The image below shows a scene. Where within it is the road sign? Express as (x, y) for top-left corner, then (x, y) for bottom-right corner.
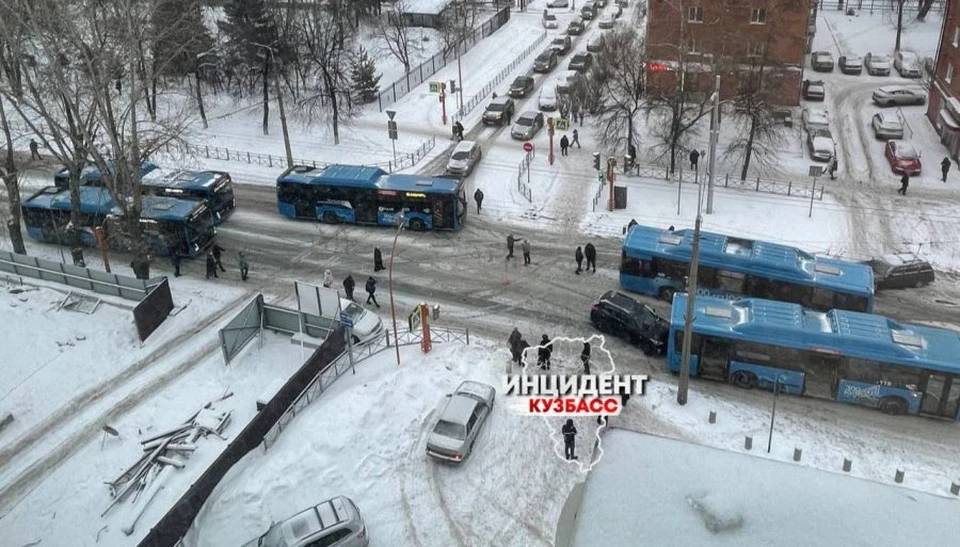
(555, 118), (569, 131)
(386, 110), (396, 121)
(428, 81), (442, 93)
(339, 312), (354, 327)
(388, 120), (398, 140)
(808, 165), (824, 177)
(523, 142), (534, 152)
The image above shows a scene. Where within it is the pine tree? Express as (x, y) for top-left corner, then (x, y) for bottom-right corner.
(350, 46), (381, 104)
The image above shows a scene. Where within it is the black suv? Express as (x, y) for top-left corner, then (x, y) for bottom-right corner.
(509, 76), (535, 98)
(482, 97), (516, 126)
(867, 254), (935, 290)
(590, 291), (669, 356)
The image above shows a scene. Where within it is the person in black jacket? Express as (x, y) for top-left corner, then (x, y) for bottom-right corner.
(508, 327), (522, 363)
(205, 252), (218, 279)
(562, 419), (578, 460)
(517, 338), (530, 367)
(575, 246), (584, 274)
(538, 334), (553, 370)
(170, 253), (182, 277)
(212, 244), (226, 272)
(343, 274), (356, 301)
(584, 243), (597, 273)
(474, 188), (484, 214)
(238, 252), (249, 281)
(365, 276), (380, 307)
(580, 342), (591, 374)
(374, 248), (385, 272)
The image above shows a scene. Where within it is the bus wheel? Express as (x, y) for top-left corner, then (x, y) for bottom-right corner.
(879, 397), (908, 416)
(731, 370), (757, 389)
(640, 340), (655, 356)
(322, 211), (339, 224)
(409, 218), (426, 231)
(658, 287), (676, 302)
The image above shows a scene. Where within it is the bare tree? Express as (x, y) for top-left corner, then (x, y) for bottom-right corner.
(0, 95), (27, 254)
(374, 0), (414, 74)
(895, 0), (907, 52)
(298, 4), (358, 145)
(917, 0), (937, 21)
(587, 28), (646, 150)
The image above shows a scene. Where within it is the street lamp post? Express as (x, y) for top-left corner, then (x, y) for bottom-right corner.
(388, 215), (404, 366)
(254, 43), (293, 168)
(706, 75), (720, 214)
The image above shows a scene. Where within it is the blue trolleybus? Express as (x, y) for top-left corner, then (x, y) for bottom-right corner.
(667, 293), (960, 419)
(54, 163), (236, 225)
(621, 224), (875, 313)
(21, 186), (216, 258)
(276, 164), (467, 231)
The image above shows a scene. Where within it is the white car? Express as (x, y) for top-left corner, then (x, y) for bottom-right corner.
(894, 51), (922, 78)
(542, 12), (558, 29)
(865, 52), (892, 76)
(871, 112), (904, 140)
(807, 130), (835, 163)
(339, 299), (385, 344)
(597, 13), (616, 28)
(546, 0), (569, 7)
(446, 140), (482, 176)
(801, 107), (830, 133)
(555, 69), (581, 94)
(426, 381), (496, 464)
(539, 85), (558, 111)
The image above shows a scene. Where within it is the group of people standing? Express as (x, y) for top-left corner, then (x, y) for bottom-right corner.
(575, 243), (596, 274)
(559, 130), (580, 156)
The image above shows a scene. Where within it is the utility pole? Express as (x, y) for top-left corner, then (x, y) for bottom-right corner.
(677, 213), (703, 405)
(706, 75), (720, 215)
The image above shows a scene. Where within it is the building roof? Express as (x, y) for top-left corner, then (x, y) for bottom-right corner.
(624, 224), (874, 295)
(669, 293), (960, 375)
(566, 430), (960, 547)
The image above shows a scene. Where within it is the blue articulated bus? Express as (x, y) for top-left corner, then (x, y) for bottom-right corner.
(21, 186), (215, 258)
(667, 293), (960, 419)
(55, 162), (235, 225)
(276, 164), (467, 231)
(620, 224), (875, 313)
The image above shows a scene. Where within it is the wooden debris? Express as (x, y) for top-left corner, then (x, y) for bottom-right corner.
(156, 456), (185, 468)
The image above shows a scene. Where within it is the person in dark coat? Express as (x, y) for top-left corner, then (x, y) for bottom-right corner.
(365, 276), (380, 307)
(559, 135), (569, 156)
(343, 274), (356, 301)
(453, 121), (464, 141)
(575, 246), (584, 274)
(898, 173), (909, 195)
(238, 252), (249, 281)
(627, 218), (638, 231)
(942, 157), (951, 183)
(212, 244), (226, 272)
(170, 252), (182, 277)
(517, 338), (530, 367)
(571, 129), (580, 149)
(474, 188), (484, 214)
(508, 327), (522, 363)
(584, 243), (597, 273)
(29, 139), (42, 160)
(205, 252), (218, 279)
(689, 149), (700, 170)
(580, 342), (591, 374)
(562, 419), (578, 460)
(668, 225), (675, 231)
(374, 247), (385, 272)
(507, 234), (519, 259)
(521, 239), (531, 265)
(828, 156), (838, 180)
(538, 334), (553, 370)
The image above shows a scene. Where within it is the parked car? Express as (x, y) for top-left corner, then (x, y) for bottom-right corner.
(509, 76), (535, 98)
(894, 51), (923, 78)
(587, 34), (605, 53)
(867, 253), (935, 290)
(580, 3), (597, 19)
(538, 85), (559, 111)
(811, 51), (835, 72)
(590, 291), (670, 356)
(533, 49), (559, 73)
(801, 106), (830, 133)
(885, 140), (922, 175)
(567, 18), (585, 35)
(872, 85), (926, 107)
(871, 112), (904, 140)
(594, 0), (607, 6)
(542, 11), (558, 29)
(615, 0), (628, 5)
(807, 128), (835, 162)
(550, 35), (573, 55)
(446, 140), (482, 176)
(426, 380), (496, 464)
(838, 54), (863, 75)
(802, 79), (825, 101)
(546, 0), (569, 7)
(482, 97), (515, 126)
(597, 13), (616, 28)
(568, 51), (593, 72)
(240, 496), (368, 547)
(555, 70), (581, 94)
(865, 52), (892, 76)
(511, 111), (545, 140)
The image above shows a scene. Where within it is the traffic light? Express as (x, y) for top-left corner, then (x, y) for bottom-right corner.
(593, 152), (601, 171)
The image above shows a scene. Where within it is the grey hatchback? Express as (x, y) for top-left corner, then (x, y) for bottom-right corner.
(242, 496), (368, 547)
(868, 253), (935, 290)
(426, 381), (496, 464)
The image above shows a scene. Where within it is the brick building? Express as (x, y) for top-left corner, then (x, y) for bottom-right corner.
(644, 0), (815, 106)
(926, 0), (960, 160)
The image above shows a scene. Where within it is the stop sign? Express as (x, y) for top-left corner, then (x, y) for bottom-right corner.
(523, 142), (534, 152)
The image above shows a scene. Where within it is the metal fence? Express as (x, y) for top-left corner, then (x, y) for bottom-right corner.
(452, 30), (548, 124)
(591, 177), (606, 212)
(170, 136), (435, 174)
(817, 0), (944, 14)
(517, 151), (533, 202)
(377, 7), (512, 111)
(0, 250), (164, 301)
(626, 161), (825, 201)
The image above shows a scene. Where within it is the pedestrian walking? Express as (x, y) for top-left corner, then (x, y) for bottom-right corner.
(517, 338), (530, 367)
(323, 269), (334, 289)
(29, 139), (42, 160)
(575, 246), (584, 274)
(898, 173), (909, 195)
(365, 276), (380, 307)
(538, 334), (553, 370)
(205, 252), (218, 279)
(474, 188), (484, 214)
(668, 225), (675, 231)
(453, 121), (464, 141)
(571, 129), (580, 149)
(343, 274), (356, 300)
(238, 252), (249, 281)
(571, 104), (580, 127)
(212, 244), (226, 272)
(509, 327), (522, 364)
(580, 342), (591, 375)
(521, 239), (531, 265)
(689, 149), (700, 170)
(507, 234), (519, 259)
(828, 156), (838, 180)
(584, 243), (597, 273)
(628, 218), (638, 231)
(562, 419), (578, 460)
(170, 253), (182, 278)
(942, 157), (951, 183)
(559, 135), (569, 156)
(374, 247), (384, 272)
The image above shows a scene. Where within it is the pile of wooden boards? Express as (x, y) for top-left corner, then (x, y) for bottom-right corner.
(103, 403), (233, 536)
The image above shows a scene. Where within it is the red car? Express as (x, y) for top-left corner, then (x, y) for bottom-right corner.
(884, 140), (921, 175)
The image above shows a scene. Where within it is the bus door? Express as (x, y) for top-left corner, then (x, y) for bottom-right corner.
(432, 196), (454, 230)
(918, 373), (960, 419)
(698, 337), (729, 381)
(355, 190), (378, 224)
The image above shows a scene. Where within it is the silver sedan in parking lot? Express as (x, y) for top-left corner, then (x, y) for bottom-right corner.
(426, 381), (496, 464)
(871, 112), (904, 140)
(872, 85), (926, 107)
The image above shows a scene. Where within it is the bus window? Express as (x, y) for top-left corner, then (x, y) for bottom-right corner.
(716, 270), (745, 293)
(844, 357), (883, 384)
(835, 292), (870, 313)
(877, 364), (921, 391)
(652, 257), (686, 279)
(697, 266), (718, 289)
(733, 341), (773, 364)
(745, 275), (777, 300)
(810, 287), (836, 311)
(621, 256), (643, 276)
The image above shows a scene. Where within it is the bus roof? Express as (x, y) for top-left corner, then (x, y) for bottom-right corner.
(670, 293), (960, 375)
(24, 186), (202, 221)
(377, 174), (462, 194)
(624, 224), (874, 295)
(277, 164), (387, 188)
(54, 161), (160, 184)
(141, 168), (226, 190)
(141, 195), (206, 221)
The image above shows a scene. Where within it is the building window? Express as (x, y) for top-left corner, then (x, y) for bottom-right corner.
(954, 27), (960, 47)
(688, 6), (703, 23)
(750, 8), (767, 24)
(747, 42), (765, 57)
(687, 37), (700, 54)
(947, 62), (955, 83)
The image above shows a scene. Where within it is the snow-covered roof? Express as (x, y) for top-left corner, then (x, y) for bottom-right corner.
(567, 430), (960, 547)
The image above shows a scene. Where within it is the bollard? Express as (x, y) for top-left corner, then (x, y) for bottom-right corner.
(793, 448), (802, 462)
(708, 411), (716, 424)
(895, 469), (904, 483)
(843, 458), (852, 472)
(744, 436), (753, 451)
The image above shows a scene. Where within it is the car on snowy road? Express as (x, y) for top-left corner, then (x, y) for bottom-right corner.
(871, 112), (904, 140)
(872, 85), (926, 107)
(885, 140), (922, 175)
(240, 496), (369, 547)
(542, 11), (559, 29)
(568, 52), (594, 72)
(838, 54), (863, 75)
(865, 52), (892, 76)
(811, 51), (835, 72)
(340, 299), (386, 345)
(597, 13), (616, 28)
(590, 291), (669, 356)
(867, 253), (935, 290)
(509, 75), (535, 98)
(533, 49), (559, 73)
(807, 128), (835, 162)
(511, 111), (545, 140)
(426, 381), (496, 464)
(546, 0), (569, 7)
(482, 96), (515, 126)
(446, 140), (482, 176)
(567, 18), (585, 35)
(550, 35), (573, 55)
(539, 84), (559, 111)
(587, 34), (605, 53)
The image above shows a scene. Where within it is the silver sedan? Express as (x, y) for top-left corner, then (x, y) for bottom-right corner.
(871, 112), (904, 140)
(872, 85), (926, 107)
(426, 381), (496, 464)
